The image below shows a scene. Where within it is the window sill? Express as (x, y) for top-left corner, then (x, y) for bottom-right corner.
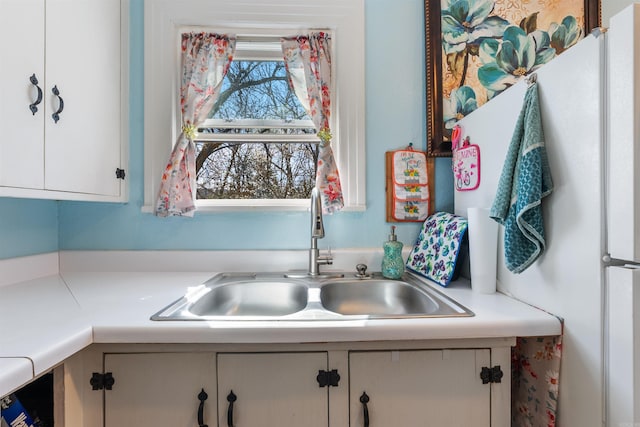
(141, 200), (366, 214)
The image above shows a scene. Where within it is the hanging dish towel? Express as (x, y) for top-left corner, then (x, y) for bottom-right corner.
(490, 82), (553, 274)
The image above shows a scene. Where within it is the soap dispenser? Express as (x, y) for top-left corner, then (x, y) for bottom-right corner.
(382, 226), (404, 279)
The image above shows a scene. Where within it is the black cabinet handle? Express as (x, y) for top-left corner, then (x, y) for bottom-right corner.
(29, 74), (43, 115)
(359, 391), (370, 427)
(226, 390), (237, 427)
(51, 85), (64, 123)
(197, 388), (208, 427)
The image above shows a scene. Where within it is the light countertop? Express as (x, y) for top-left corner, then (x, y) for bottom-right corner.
(0, 251), (562, 397)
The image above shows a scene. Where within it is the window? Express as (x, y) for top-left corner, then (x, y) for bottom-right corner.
(144, 0), (365, 211)
(196, 38), (319, 200)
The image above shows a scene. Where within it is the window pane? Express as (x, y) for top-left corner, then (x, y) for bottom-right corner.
(196, 59), (316, 199)
(212, 60), (310, 122)
(196, 142), (317, 199)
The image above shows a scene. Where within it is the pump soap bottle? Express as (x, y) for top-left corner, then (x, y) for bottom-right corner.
(382, 226), (404, 279)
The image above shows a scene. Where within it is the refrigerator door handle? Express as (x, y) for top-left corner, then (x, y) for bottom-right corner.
(603, 254), (640, 268)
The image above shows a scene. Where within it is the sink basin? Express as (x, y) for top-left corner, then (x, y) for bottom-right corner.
(189, 281), (308, 317)
(320, 279), (440, 316)
(151, 272), (473, 321)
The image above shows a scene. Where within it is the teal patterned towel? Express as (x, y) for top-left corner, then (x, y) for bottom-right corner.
(490, 82), (553, 274)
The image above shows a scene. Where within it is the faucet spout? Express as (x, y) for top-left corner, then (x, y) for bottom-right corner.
(311, 187), (325, 239)
(309, 187), (331, 276)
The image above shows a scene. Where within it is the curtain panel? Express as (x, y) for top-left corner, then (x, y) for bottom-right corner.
(281, 32), (344, 213)
(512, 335), (563, 427)
(155, 32), (236, 217)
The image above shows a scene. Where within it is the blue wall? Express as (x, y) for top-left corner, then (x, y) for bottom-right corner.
(0, 198), (58, 259)
(1, 0), (453, 258)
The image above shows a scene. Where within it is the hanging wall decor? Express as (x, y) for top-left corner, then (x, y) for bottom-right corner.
(452, 126), (480, 191)
(386, 147), (434, 222)
(425, 0), (600, 156)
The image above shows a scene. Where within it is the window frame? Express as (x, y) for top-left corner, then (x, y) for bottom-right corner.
(143, 0), (366, 212)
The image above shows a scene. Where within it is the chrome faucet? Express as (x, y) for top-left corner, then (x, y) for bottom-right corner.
(309, 187), (333, 276)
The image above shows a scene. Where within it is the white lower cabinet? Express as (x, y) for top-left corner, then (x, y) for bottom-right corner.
(103, 353), (216, 427)
(217, 352), (329, 427)
(349, 350), (491, 427)
(67, 340), (511, 427)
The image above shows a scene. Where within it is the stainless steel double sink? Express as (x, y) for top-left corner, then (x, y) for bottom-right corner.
(151, 272), (473, 321)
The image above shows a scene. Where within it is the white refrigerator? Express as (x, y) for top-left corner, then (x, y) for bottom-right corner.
(454, 4), (640, 426)
(605, 4), (640, 425)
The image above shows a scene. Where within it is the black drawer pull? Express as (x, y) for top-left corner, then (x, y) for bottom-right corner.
(51, 85), (64, 123)
(197, 388), (208, 427)
(29, 74), (43, 115)
(360, 391), (370, 427)
(227, 390), (237, 427)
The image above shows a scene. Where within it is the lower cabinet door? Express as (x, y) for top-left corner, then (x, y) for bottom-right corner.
(349, 349), (491, 427)
(217, 352), (329, 427)
(104, 353), (216, 427)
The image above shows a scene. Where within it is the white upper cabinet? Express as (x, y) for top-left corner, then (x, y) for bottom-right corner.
(0, 0), (46, 190)
(0, 0), (127, 201)
(44, 0), (124, 197)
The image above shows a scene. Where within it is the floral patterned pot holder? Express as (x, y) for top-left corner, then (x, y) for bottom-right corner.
(406, 212), (468, 287)
(388, 149), (429, 222)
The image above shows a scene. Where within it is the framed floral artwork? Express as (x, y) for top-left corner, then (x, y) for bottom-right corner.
(425, 0), (600, 156)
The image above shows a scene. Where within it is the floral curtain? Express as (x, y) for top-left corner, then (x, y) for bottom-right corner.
(155, 33), (236, 217)
(281, 32), (343, 213)
(512, 335), (563, 427)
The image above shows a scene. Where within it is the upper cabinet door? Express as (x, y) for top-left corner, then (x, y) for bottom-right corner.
(0, 0), (46, 189)
(44, 0), (122, 196)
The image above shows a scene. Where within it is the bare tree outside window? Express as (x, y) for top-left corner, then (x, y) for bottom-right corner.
(195, 60), (318, 200)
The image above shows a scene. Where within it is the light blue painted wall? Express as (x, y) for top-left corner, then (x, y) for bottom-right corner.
(0, 198), (58, 259)
(56, 0), (454, 251)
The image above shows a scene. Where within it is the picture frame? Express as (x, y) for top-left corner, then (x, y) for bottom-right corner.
(426, 0), (601, 157)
